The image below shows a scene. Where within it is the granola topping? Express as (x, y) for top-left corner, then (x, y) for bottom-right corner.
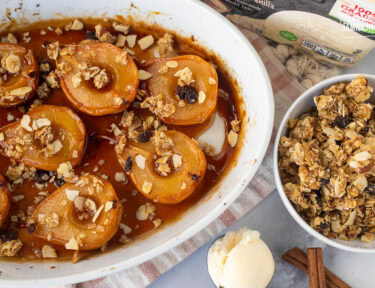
(278, 76), (375, 242)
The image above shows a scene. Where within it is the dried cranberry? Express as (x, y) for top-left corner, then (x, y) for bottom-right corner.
(125, 156), (133, 173)
(190, 174), (200, 182)
(319, 222), (328, 230)
(357, 229), (365, 238)
(35, 170), (53, 184)
(54, 177), (66, 188)
(138, 131), (152, 143)
(27, 223), (36, 233)
(176, 86), (198, 104)
(365, 185), (375, 195)
(0, 229), (18, 242)
(29, 71), (37, 78)
(360, 126), (370, 136)
(42, 41), (50, 49)
(331, 115), (352, 129)
(85, 30), (97, 40)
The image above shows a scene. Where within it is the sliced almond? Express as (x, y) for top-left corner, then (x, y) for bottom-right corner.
(113, 23), (130, 34)
(51, 139), (63, 154)
(166, 61), (178, 68)
(181, 181), (187, 190)
(104, 200), (114, 212)
(126, 34), (137, 48)
(65, 237), (79, 250)
(10, 86), (32, 97)
(66, 189), (79, 201)
(73, 196), (86, 212)
(20, 115), (33, 132)
(7, 33), (17, 44)
(115, 172), (127, 183)
(42, 245), (58, 258)
(71, 19), (84, 31)
(227, 130), (238, 147)
(119, 223), (132, 234)
(138, 70), (152, 81)
(115, 34), (127, 47)
(35, 118), (51, 128)
(5, 54), (21, 73)
(354, 151), (371, 161)
(172, 154), (182, 169)
(153, 218), (162, 228)
(92, 204), (104, 223)
(208, 77), (216, 85)
(138, 35), (154, 50)
(72, 150), (78, 158)
(135, 154), (146, 169)
(198, 91), (206, 104)
(114, 97), (122, 105)
(142, 181), (152, 194)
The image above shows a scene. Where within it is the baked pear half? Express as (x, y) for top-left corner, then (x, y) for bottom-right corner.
(57, 43), (139, 116)
(144, 55), (218, 125)
(0, 174), (10, 226)
(0, 43), (39, 107)
(30, 175), (122, 251)
(115, 130), (206, 204)
(0, 105), (86, 171)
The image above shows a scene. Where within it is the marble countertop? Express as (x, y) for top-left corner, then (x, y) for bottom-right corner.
(149, 51), (375, 288)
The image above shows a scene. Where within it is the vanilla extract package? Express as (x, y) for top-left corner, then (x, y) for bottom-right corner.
(204, 0), (375, 88)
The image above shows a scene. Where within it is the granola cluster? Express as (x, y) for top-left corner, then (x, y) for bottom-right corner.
(279, 75), (375, 242)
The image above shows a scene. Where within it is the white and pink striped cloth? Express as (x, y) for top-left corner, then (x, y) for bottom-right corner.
(69, 9), (306, 288)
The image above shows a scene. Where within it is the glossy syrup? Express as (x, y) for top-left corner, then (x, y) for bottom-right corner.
(0, 20), (240, 260)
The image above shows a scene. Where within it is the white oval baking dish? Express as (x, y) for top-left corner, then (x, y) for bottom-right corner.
(0, 0), (274, 286)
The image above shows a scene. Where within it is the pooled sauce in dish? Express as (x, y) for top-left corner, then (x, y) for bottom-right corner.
(0, 19), (242, 261)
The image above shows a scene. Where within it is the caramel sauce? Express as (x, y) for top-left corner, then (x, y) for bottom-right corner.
(0, 20), (240, 261)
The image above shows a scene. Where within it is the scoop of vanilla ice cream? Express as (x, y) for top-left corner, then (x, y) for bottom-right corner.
(207, 228), (274, 288)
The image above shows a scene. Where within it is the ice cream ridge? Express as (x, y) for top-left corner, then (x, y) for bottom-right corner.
(207, 228), (274, 288)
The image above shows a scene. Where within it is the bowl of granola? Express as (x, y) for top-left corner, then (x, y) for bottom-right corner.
(274, 74), (375, 252)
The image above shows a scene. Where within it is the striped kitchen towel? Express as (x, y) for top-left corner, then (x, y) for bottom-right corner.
(71, 4), (306, 288)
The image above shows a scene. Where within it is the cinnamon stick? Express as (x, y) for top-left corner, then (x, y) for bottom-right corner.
(307, 248), (326, 288)
(316, 248), (327, 288)
(282, 247), (351, 288)
(307, 248), (319, 287)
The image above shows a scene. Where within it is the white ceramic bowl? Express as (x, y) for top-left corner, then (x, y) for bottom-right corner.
(274, 73), (375, 253)
(0, 0), (274, 286)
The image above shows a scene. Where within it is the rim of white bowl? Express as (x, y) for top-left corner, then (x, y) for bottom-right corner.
(0, 1), (274, 286)
(274, 73), (375, 253)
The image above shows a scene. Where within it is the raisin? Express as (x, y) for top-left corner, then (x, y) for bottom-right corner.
(125, 156), (133, 173)
(176, 86), (198, 104)
(42, 41), (50, 49)
(138, 131), (152, 143)
(320, 178), (330, 184)
(112, 199), (117, 209)
(331, 115), (352, 129)
(360, 126), (369, 136)
(29, 71), (37, 78)
(27, 223), (36, 233)
(54, 177), (66, 188)
(319, 221), (328, 230)
(191, 174), (200, 182)
(35, 170), (52, 184)
(365, 185), (375, 195)
(85, 30), (97, 40)
(0, 229), (18, 242)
